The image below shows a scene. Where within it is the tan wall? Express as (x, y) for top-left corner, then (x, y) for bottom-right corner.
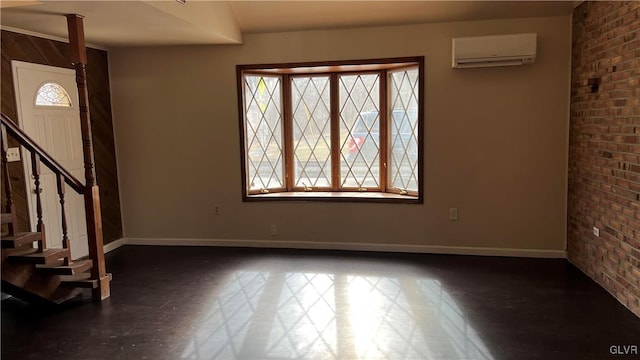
(109, 15), (571, 252)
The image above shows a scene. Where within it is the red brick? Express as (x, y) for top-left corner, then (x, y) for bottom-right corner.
(569, 1), (640, 318)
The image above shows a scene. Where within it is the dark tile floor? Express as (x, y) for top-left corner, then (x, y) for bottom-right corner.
(2, 245), (639, 360)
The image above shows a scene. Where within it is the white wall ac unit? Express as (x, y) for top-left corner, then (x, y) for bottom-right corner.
(452, 33), (537, 69)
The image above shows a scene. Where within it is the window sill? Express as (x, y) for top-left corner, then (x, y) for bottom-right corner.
(245, 191), (421, 204)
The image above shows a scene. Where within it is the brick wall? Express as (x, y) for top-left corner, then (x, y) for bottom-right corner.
(568, 1), (640, 317)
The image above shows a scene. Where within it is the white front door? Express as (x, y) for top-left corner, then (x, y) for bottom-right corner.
(12, 61), (88, 259)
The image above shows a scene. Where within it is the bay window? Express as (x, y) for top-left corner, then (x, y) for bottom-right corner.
(237, 57), (423, 203)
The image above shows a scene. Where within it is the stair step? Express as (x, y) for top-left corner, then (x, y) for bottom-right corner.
(3, 247), (38, 256)
(1, 213), (12, 224)
(59, 273), (98, 289)
(1, 232), (41, 248)
(35, 259), (93, 275)
(8, 248), (70, 265)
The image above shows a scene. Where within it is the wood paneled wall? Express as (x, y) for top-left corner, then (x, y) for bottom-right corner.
(1, 30), (122, 244)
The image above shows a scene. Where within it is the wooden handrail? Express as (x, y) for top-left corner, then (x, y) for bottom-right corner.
(1, 14), (110, 302)
(0, 113), (84, 193)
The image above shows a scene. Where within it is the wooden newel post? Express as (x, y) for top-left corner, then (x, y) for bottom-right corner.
(66, 14), (110, 301)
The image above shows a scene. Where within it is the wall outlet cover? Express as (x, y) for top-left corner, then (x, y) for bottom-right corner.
(6, 147), (20, 162)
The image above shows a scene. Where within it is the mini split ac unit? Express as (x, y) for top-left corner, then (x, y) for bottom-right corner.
(452, 33), (537, 69)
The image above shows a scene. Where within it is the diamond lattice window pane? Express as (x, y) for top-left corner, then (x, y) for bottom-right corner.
(35, 82), (72, 107)
(389, 68), (419, 192)
(292, 76), (332, 188)
(244, 75), (284, 191)
(338, 74), (380, 188)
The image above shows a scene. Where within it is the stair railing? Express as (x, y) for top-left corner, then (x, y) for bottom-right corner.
(1, 14), (110, 301)
(1, 113), (101, 281)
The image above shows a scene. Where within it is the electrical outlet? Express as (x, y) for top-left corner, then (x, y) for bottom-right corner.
(449, 208), (458, 221)
(270, 224), (278, 236)
(215, 204), (220, 215)
(593, 226), (599, 237)
(6, 147), (20, 162)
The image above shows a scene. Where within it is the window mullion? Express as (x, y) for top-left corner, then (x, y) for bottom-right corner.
(379, 70), (388, 193)
(330, 73), (340, 191)
(418, 59), (424, 202)
(283, 74), (294, 191)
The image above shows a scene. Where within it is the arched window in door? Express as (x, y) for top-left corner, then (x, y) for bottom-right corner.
(34, 82), (72, 107)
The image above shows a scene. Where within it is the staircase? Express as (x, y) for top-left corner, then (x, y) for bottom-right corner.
(1, 113), (111, 305)
(2, 215), (94, 305)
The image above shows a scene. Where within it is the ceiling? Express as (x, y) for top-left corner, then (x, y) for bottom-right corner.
(0, 1), (575, 48)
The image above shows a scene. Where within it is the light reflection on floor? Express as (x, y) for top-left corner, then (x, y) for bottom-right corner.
(181, 270), (494, 360)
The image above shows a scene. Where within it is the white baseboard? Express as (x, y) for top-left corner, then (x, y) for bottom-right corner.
(104, 238), (126, 254)
(123, 237), (567, 258)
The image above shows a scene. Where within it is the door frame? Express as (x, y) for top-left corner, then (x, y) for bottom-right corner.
(11, 60), (83, 243)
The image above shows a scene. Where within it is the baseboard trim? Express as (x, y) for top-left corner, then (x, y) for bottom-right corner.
(103, 238), (126, 254)
(124, 237), (567, 258)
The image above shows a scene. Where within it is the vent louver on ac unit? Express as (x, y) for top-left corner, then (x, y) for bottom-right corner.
(452, 33), (537, 69)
